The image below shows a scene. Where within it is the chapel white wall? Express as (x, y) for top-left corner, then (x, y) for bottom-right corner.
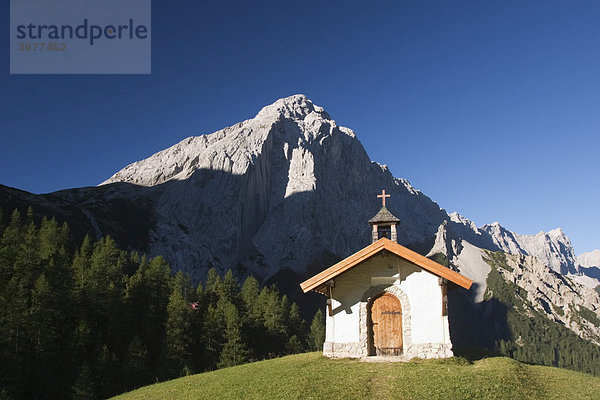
(323, 253), (452, 359)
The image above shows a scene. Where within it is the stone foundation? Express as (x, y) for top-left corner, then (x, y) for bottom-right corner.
(323, 342), (453, 360)
(405, 343), (453, 359)
(323, 341), (364, 358)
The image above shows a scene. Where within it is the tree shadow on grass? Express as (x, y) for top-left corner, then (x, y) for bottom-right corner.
(447, 282), (511, 362)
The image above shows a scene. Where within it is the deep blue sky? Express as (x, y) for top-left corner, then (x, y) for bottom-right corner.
(1, 1), (599, 254)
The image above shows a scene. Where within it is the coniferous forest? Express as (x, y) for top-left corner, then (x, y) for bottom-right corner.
(5, 205), (600, 400)
(0, 207), (325, 399)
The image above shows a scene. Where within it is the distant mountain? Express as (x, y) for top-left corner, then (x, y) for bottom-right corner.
(578, 250), (600, 270)
(1, 94), (599, 350)
(574, 250), (600, 286)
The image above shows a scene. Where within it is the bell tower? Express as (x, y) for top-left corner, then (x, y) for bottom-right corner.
(368, 189), (400, 243)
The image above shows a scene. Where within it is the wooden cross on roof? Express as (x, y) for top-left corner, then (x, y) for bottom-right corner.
(377, 189), (390, 207)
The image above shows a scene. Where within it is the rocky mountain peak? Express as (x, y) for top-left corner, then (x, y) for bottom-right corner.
(101, 95), (354, 188)
(449, 212), (480, 233)
(95, 95), (449, 281)
(255, 94), (331, 122)
(547, 227), (568, 242)
(574, 250), (600, 287)
(578, 250), (600, 268)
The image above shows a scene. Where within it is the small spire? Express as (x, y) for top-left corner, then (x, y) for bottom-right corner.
(369, 189), (400, 243)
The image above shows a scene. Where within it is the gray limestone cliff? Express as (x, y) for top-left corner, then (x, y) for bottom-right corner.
(101, 95), (447, 280)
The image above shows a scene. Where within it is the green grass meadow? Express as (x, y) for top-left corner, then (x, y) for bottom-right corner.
(113, 352), (600, 400)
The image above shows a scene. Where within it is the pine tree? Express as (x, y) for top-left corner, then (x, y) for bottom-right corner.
(240, 275), (260, 314)
(86, 236), (127, 342)
(219, 269), (239, 303)
(288, 303), (306, 342)
(139, 255), (171, 370)
(29, 274), (58, 396)
(171, 271), (194, 302)
(0, 209), (22, 288)
(14, 219), (40, 289)
(124, 336), (150, 390)
(284, 302), (306, 354)
(73, 235), (92, 291)
(285, 335), (304, 354)
(33, 217), (75, 398)
(218, 300), (249, 368)
(189, 281), (207, 372)
(202, 298), (227, 370)
(96, 344), (121, 398)
(88, 236), (126, 295)
(38, 217), (66, 262)
(72, 319), (93, 364)
(30, 273), (54, 352)
(165, 281), (193, 376)
(308, 309), (325, 351)
(71, 363), (97, 400)
(2, 275), (27, 357)
(204, 268), (222, 306)
(260, 287), (287, 334)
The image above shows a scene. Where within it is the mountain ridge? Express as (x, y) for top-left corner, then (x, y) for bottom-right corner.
(100, 94), (594, 278)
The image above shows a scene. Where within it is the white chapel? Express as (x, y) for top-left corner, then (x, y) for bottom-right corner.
(300, 190), (472, 359)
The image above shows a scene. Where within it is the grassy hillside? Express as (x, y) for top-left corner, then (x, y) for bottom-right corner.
(113, 352), (600, 400)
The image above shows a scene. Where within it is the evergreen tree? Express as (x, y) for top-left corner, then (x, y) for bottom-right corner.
(96, 344), (121, 398)
(14, 219), (40, 290)
(260, 287), (287, 334)
(219, 269), (239, 303)
(287, 303), (306, 347)
(72, 319), (93, 365)
(204, 268), (221, 306)
(2, 276), (28, 357)
(38, 217), (63, 261)
(0, 210), (23, 288)
(30, 273), (60, 396)
(124, 336), (150, 390)
(138, 255), (171, 371)
(308, 309), (325, 351)
(202, 300), (226, 369)
(171, 271), (194, 302)
(30, 273), (53, 351)
(240, 275), (260, 314)
(218, 300), (249, 368)
(190, 282), (207, 372)
(165, 280), (193, 376)
(285, 335), (304, 354)
(71, 364), (96, 400)
(72, 235), (92, 292)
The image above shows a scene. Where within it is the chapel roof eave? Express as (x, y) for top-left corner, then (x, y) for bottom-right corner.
(299, 237), (473, 293)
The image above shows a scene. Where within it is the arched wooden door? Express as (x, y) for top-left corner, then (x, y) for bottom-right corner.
(370, 293), (403, 356)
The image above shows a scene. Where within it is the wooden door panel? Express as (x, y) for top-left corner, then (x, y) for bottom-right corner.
(371, 294), (402, 356)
